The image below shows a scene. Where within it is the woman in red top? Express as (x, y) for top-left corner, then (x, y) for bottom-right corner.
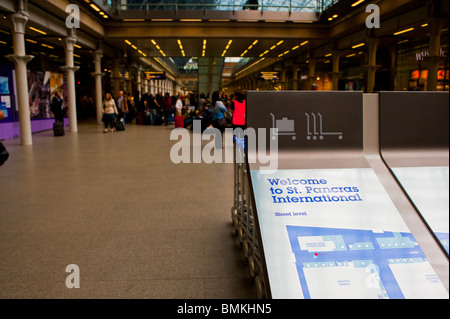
(230, 90), (246, 131)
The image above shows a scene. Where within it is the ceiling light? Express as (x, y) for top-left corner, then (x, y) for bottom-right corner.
(325, 53), (332, 57)
(26, 39), (37, 44)
(352, 42), (365, 49)
(351, 0), (365, 7)
(393, 27), (414, 35)
(180, 19), (202, 22)
(123, 19), (145, 22)
(152, 19), (173, 22)
(346, 53), (356, 58)
(300, 40), (309, 46)
(421, 23), (428, 27)
(90, 4), (101, 12)
(29, 26), (47, 35)
(332, 14), (338, 18)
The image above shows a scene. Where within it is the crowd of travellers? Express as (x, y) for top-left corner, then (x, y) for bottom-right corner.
(101, 90), (247, 133)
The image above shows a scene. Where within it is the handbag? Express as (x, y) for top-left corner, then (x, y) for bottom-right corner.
(0, 142), (9, 166)
(218, 117), (227, 127)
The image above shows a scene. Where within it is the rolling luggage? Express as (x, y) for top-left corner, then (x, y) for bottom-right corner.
(115, 117), (125, 131)
(154, 111), (163, 126)
(53, 122), (65, 136)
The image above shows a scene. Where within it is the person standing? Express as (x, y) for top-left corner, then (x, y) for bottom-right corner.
(102, 93), (119, 133)
(230, 90), (246, 131)
(162, 92), (172, 126)
(175, 94), (185, 128)
(212, 91), (227, 134)
(51, 91), (65, 123)
(211, 91), (227, 149)
(116, 91), (128, 124)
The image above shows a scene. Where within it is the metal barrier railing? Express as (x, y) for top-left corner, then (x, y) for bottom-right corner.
(231, 136), (267, 299)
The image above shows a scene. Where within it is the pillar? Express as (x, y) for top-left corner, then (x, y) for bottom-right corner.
(426, 17), (443, 91)
(308, 59), (317, 90)
(330, 52), (342, 91)
(143, 78), (148, 94)
(92, 49), (105, 124)
(292, 66), (298, 90)
(113, 58), (121, 97)
(61, 29), (80, 132)
(126, 66), (132, 94)
(5, 11), (34, 145)
(280, 70), (286, 90)
(136, 65), (143, 97)
(365, 37), (380, 93)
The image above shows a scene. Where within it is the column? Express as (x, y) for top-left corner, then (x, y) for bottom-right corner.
(61, 29), (80, 132)
(426, 17), (443, 91)
(143, 78), (149, 94)
(126, 66), (132, 94)
(330, 52), (342, 91)
(113, 58), (121, 97)
(308, 59), (317, 90)
(365, 37), (380, 93)
(6, 11), (34, 145)
(92, 49), (105, 124)
(280, 70), (286, 90)
(136, 65), (143, 97)
(292, 66), (298, 90)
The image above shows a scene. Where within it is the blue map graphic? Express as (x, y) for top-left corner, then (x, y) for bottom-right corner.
(286, 225), (435, 299)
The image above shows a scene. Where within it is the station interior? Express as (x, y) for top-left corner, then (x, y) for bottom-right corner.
(0, 0), (448, 300)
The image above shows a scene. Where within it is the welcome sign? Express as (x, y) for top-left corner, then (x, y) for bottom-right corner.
(246, 91), (449, 299)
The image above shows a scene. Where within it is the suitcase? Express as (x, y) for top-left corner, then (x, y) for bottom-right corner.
(154, 112), (163, 126)
(175, 116), (184, 128)
(115, 117), (125, 131)
(53, 122), (65, 136)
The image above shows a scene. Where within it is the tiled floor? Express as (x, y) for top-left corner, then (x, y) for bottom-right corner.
(0, 121), (256, 299)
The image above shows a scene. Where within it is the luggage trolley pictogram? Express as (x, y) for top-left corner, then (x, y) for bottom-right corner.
(270, 113), (297, 141)
(305, 112), (344, 141)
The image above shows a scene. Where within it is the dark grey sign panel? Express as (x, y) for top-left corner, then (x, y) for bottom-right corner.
(379, 91), (449, 151)
(247, 91), (364, 152)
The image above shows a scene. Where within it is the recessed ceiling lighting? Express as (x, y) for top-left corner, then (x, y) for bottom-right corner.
(393, 27), (414, 35)
(29, 26), (47, 35)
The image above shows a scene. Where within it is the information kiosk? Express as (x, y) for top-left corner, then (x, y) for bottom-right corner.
(238, 91), (449, 299)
